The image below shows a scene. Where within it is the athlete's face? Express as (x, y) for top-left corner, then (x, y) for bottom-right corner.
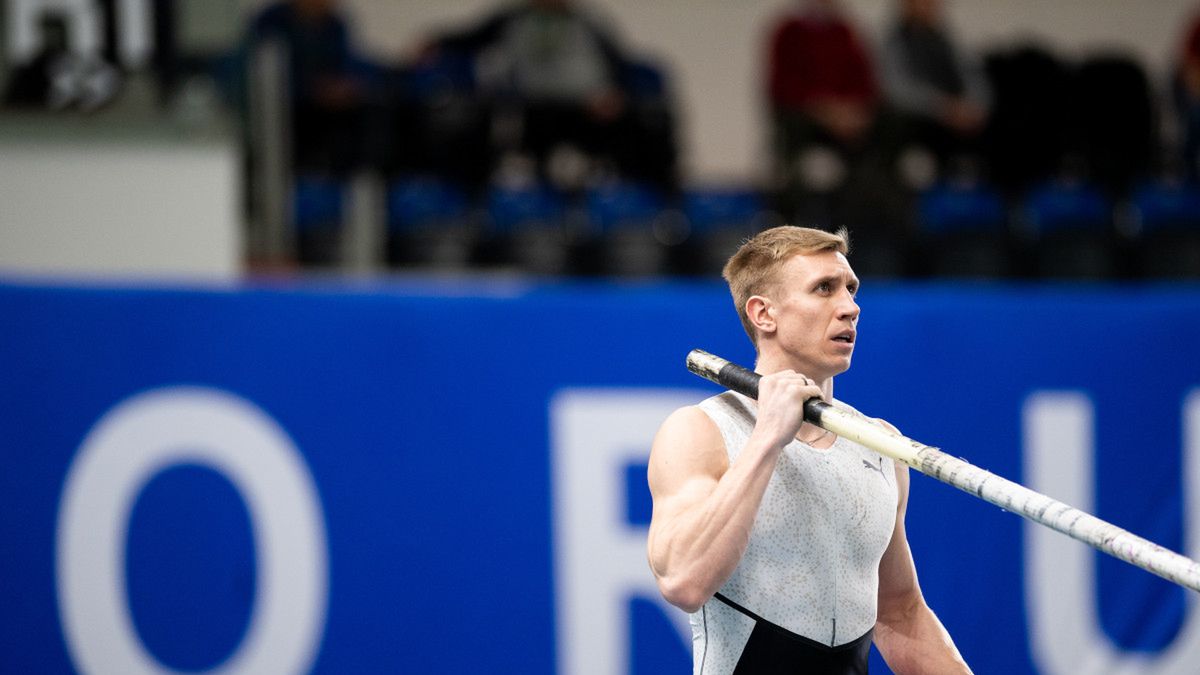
(764, 250), (860, 380)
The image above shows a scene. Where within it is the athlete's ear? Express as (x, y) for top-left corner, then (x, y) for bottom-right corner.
(746, 295), (776, 336)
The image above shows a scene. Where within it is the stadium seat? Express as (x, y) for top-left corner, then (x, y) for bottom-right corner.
(1023, 179), (1116, 278)
(917, 180), (1010, 277)
(680, 188), (772, 276)
(385, 176), (474, 270)
(484, 183), (574, 275)
(585, 182), (672, 277)
(292, 175), (345, 266)
(1130, 180), (1200, 278)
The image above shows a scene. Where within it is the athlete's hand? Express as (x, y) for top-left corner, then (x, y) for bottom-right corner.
(751, 370), (824, 450)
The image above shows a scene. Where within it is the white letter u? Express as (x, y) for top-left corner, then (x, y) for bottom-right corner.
(1024, 390), (1200, 674)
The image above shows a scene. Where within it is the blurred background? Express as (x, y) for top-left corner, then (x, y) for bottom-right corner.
(3, 0), (1200, 280)
(2, 1), (1200, 674)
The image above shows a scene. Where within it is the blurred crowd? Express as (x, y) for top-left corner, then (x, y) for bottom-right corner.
(7, 0), (1200, 279)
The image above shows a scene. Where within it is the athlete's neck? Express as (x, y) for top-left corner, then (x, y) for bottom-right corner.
(754, 353), (834, 402)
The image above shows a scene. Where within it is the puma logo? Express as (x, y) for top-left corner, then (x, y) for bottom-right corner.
(863, 457), (889, 484)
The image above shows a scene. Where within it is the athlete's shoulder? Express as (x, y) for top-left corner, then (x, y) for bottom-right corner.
(830, 398), (902, 435)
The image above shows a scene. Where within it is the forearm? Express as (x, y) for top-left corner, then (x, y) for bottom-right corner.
(875, 599), (971, 674)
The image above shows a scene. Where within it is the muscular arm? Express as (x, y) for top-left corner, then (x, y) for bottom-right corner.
(874, 441), (972, 673)
(646, 406), (778, 612)
(647, 372), (820, 613)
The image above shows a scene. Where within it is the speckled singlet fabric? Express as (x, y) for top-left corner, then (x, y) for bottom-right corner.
(691, 391), (898, 674)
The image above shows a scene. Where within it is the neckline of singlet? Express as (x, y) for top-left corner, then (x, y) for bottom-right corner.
(792, 433), (840, 454)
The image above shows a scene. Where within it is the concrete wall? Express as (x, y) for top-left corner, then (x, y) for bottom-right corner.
(0, 140), (241, 280)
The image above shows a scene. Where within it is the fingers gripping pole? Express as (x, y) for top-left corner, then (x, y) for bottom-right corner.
(685, 349), (1200, 593)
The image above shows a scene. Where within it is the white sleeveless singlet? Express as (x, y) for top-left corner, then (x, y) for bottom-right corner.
(691, 391), (899, 674)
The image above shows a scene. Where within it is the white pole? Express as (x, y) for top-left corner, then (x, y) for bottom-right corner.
(685, 349), (1200, 594)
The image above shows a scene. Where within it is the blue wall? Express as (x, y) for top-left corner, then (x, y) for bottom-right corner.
(1, 277), (1198, 674)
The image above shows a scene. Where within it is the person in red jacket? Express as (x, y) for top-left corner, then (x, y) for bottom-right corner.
(768, 0), (880, 147)
(766, 0), (908, 243)
(1175, 10), (1200, 178)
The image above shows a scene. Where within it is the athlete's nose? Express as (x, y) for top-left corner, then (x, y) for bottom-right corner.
(837, 292), (860, 323)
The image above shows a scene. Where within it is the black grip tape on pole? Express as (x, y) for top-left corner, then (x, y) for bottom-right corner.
(686, 348), (831, 426)
(716, 361), (760, 399)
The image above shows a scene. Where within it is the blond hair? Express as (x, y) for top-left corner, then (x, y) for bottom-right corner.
(722, 226), (850, 347)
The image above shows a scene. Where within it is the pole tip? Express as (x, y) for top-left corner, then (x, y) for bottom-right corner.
(686, 349), (728, 380)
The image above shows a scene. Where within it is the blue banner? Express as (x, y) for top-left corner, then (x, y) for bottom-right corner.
(1, 277), (1198, 674)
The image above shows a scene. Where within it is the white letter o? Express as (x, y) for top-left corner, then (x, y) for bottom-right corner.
(56, 387), (328, 675)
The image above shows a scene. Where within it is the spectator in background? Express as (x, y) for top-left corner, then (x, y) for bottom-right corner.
(880, 0), (989, 176)
(427, 0), (676, 191)
(768, 0), (879, 149)
(242, 0), (377, 175)
(766, 0), (908, 235)
(1175, 10), (1200, 179)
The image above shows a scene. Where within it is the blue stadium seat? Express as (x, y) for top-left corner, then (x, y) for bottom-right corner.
(1130, 180), (1200, 278)
(1130, 180), (1200, 232)
(919, 181), (1007, 234)
(293, 176), (345, 232)
(916, 180), (1010, 277)
(1023, 180), (1116, 278)
(585, 182), (671, 276)
(683, 188), (765, 234)
(292, 175), (345, 266)
(586, 182), (665, 233)
(484, 183), (574, 274)
(680, 188), (770, 276)
(385, 176), (475, 269)
(387, 176), (470, 232)
(487, 183), (569, 232)
(1024, 180), (1111, 235)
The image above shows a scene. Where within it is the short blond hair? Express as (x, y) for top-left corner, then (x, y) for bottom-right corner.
(722, 226), (850, 347)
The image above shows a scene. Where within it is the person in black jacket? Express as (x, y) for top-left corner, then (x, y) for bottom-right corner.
(243, 0), (377, 175)
(429, 0), (676, 190)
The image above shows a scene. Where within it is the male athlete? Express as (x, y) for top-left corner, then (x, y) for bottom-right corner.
(647, 226), (971, 673)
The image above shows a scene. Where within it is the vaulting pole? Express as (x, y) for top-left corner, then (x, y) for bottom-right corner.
(686, 349), (1200, 593)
